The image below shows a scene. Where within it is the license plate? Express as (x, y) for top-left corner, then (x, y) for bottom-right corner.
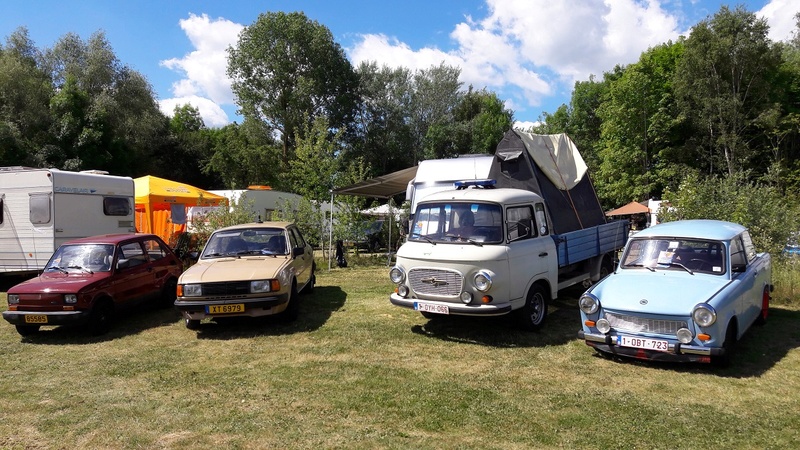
(206, 304), (245, 314)
(24, 315), (48, 324)
(617, 335), (669, 352)
(413, 301), (449, 315)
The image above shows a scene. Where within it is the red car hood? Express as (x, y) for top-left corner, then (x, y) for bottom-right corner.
(8, 271), (111, 294)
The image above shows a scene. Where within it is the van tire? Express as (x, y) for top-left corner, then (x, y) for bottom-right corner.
(517, 284), (548, 331)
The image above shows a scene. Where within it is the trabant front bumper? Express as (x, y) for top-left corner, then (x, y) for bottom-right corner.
(390, 293), (512, 316)
(578, 330), (724, 363)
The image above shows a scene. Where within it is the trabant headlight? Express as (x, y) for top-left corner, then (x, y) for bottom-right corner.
(474, 271), (492, 292)
(251, 280), (277, 293)
(676, 328), (693, 344)
(7, 294), (19, 305)
(596, 318), (611, 334)
(64, 294), (78, 304)
(579, 293), (600, 315)
(389, 266), (405, 284)
(181, 284), (202, 297)
(692, 304), (717, 327)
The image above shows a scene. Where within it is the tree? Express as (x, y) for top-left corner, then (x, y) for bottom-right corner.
(674, 5), (782, 176)
(204, 118), (282, 189)
(410, 63), (462, 162)
(227, 11), (360, 165)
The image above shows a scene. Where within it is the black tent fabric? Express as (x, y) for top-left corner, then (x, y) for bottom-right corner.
(488, 130), (606, 234)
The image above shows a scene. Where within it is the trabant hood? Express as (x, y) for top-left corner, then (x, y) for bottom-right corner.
(8, 271), (109, 295)
(589, 270), (731, 316)
(396, 241), (508, 263)
(179, 256), (290, 284)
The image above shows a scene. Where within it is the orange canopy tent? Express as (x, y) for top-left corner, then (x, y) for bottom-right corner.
(605, 201), (650, 217)
(134, 176), (226, 244)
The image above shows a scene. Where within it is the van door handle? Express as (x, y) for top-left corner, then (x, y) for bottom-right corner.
(539, 252), (548, 257)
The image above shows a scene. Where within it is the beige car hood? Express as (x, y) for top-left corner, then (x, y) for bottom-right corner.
(179, 256), (291, 283)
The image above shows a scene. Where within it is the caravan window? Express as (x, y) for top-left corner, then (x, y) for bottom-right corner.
(30, 193), (51, 224)
(104, 196), (131, 216)
(0, 196), (4, 224)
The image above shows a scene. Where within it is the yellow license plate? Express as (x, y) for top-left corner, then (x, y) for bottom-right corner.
(207, 304), (245, 314)
(24, 315), (48, 324)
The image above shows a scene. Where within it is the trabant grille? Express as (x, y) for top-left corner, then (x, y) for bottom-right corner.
(200, 281), (251, 297)
(408, 268), (463, 297)
(605, 312), (687, 336)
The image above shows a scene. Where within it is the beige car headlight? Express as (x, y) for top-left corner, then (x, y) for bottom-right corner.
(181, 284), (202, 297)
(251, 280), (273, 293)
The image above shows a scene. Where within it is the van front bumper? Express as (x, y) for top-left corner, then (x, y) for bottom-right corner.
(389, 293), (513, 316)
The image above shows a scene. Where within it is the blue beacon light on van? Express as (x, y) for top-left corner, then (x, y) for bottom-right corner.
(454, 179), (496, 189)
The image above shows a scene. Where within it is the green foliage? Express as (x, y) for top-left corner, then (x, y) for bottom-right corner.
(203, 118), (282, 189)
(659, 172), (800, 254)
(274, 197), (326, 248)
(227, 11), (360, 163)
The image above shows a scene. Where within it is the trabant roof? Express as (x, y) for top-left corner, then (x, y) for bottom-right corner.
(632, 219), (746, 242)
(215, 221), (294, 232)
(418, 187), (543, 205)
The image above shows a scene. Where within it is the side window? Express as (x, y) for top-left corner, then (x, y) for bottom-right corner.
(287, 228), (301, 249)
(103, 197), (131, 216)
(534, 203), (549, 236)
(507, 205), (535, 241)
(0, 195), (4, 224)
(292, 227), (307, 247)
(741, 231), (757, 262)
(142, 238), (167, 261)
(730, 237), (747, 268)
(30, 193), (52, 224)
(119, 241), (148, 268)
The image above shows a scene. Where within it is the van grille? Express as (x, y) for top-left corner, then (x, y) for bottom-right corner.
(605, 312), (687, 336)
(408, 268), (463, 297)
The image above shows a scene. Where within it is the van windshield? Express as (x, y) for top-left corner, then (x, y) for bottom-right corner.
(409, 202), (503, 244)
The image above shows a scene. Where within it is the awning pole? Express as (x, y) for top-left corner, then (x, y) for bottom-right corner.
(328, 190), (333, 271)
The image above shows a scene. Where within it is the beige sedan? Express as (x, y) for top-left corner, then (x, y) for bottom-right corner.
(175, 222), (315, 329)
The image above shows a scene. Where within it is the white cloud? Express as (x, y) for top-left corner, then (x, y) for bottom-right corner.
(159, 13), (242, 127)
(758, 0), (799, 42)
(348, 0), (681, 119)
(159, 95), (230, 128)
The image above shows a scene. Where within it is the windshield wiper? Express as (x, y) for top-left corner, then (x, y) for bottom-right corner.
(46, 266), (69, 273)
(625, 263), (655, 272)
(411, 234), (436, 245)
(665, 262), (694, 275)
(66, 265), (93, 274)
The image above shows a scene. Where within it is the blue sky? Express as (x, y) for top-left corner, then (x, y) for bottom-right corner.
(1, 0), (797, 130)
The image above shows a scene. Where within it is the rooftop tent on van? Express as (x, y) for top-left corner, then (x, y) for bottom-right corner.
(488, 130), (606, 234)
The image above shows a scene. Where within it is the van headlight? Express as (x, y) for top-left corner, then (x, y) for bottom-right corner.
(579, 293), (600, 314)
(389, 266), (405, 284)
(692, 304), (717, 327)
(474, 271), (492, 292)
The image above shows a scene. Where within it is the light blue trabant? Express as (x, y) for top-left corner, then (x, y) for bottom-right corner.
(577, 219), (772, 365)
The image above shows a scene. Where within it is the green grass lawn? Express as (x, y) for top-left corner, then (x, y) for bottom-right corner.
(1, 265), (800, 449)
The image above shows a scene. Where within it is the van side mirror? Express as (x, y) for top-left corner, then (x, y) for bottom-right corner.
(292, 247), (304, 257)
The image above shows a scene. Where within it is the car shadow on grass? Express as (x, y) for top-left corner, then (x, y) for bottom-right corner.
(192, 286), (347, 340)
(583, 306), (800, 378)
(409, 296), (581, 348)
(12, 304), (182, 345)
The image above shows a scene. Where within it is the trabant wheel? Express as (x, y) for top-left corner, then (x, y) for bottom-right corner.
(755, 286), (769, 326)
(280, 280), (299, 323)
(712, 321), (737, 368)
(517, 284), (548, 331)
(87, 300), (114, 336)
(15, 324), (40, 336)
(185, 318), (201, 330)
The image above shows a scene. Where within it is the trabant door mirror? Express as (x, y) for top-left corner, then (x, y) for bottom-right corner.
(732, 263), (747, 273)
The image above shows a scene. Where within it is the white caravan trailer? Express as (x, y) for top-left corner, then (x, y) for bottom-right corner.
(0, 167), (135, 275)
(406, 155), (494, 218)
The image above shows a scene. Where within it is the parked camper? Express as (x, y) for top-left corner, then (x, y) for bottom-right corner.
(406, 154), (493, 220)
(389, 131), (629, 330)
(0, 167), (135, 275)
(208, 187), (303, 222)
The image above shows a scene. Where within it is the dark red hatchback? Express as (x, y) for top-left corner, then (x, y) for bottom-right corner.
(2, 233), (182, 336)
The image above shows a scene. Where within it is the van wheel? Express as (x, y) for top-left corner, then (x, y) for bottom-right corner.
(87, 300), (114, 336)
(517, 284), (548, 331)
(15, 324), (40, 336)
(599, 256), (614, 280)
(185, 318), (201, 330)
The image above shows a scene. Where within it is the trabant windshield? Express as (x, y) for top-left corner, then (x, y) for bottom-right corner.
(46, 244), (115, 273)
(621, 238), (726, 275)
(409, 202), (503, 244)
(202, 228), (288, 258)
